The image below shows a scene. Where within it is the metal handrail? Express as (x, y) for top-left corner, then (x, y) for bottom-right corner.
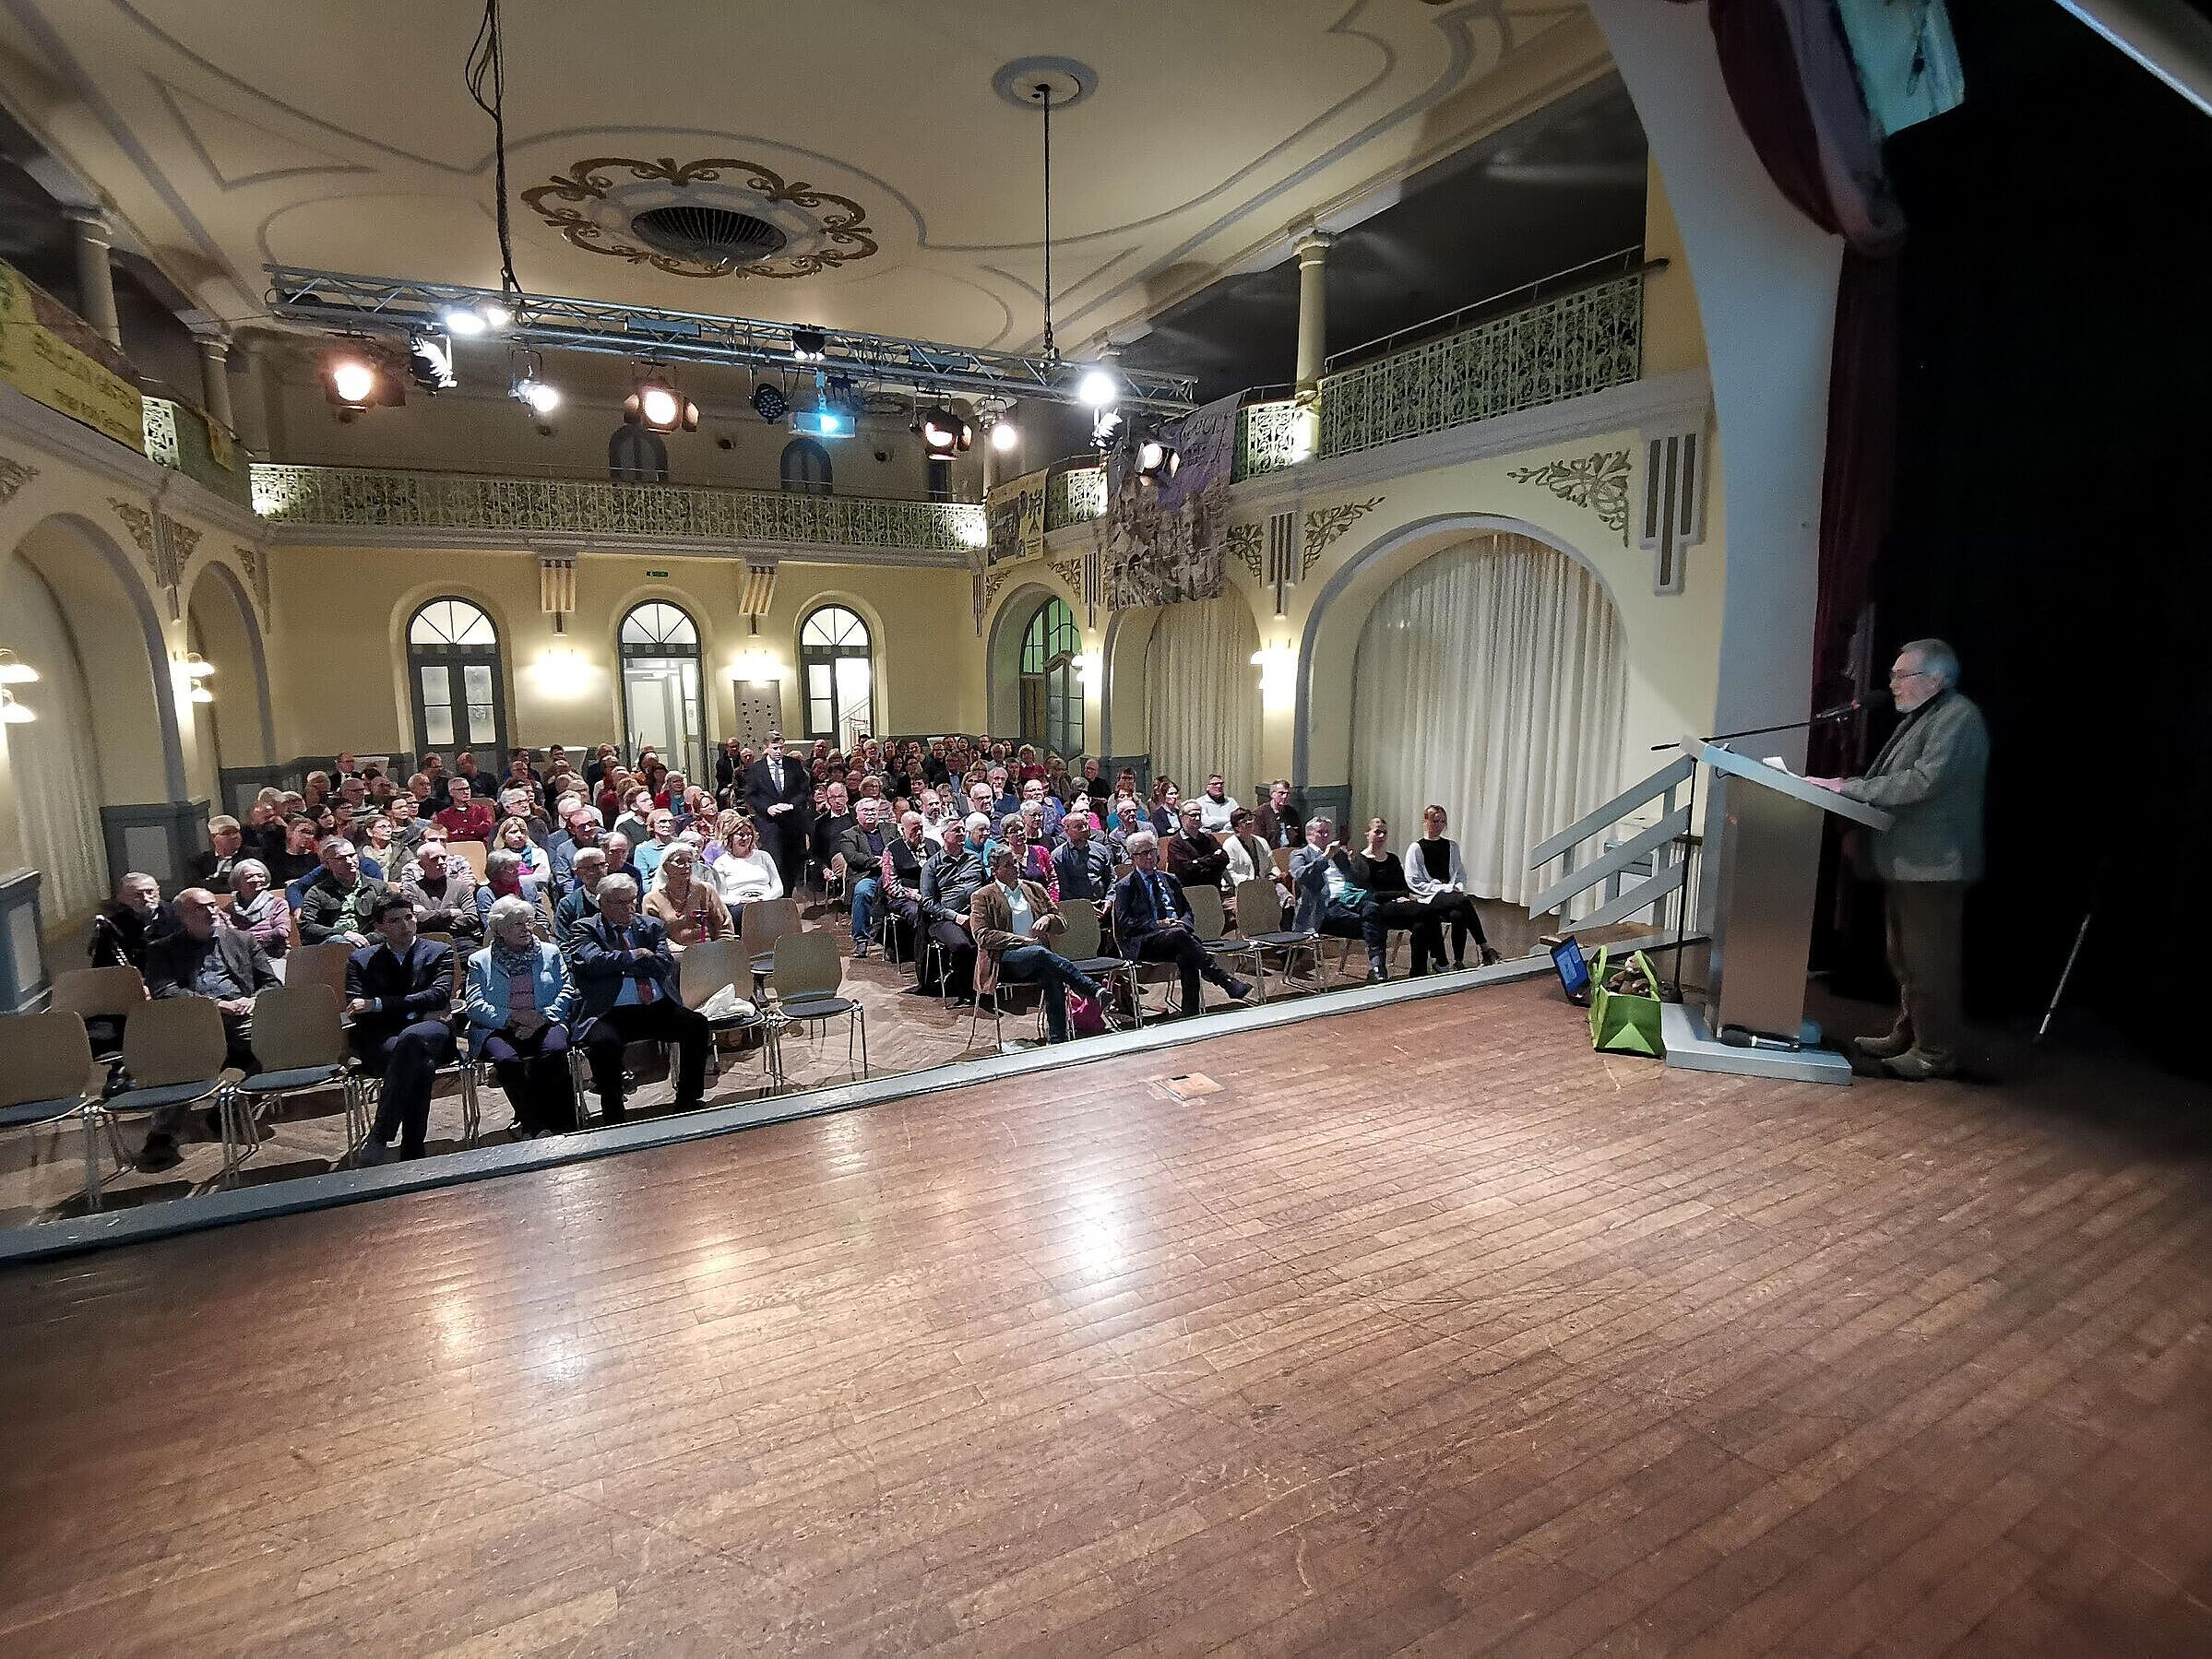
(1526, 754), (1696, 930)
(1324, 247), (1660, 375)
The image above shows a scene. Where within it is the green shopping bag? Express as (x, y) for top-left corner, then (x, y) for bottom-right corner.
(1588, 945), (1666, 1058)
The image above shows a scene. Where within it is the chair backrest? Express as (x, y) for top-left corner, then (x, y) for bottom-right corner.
(1056, 901), (1102, 961)
(742, 896), (800, 958)
(1234, 879), (1285, 936)
(49, 964), (148, 1022)
(246, 982), (346, 1071)
(1271, 847), (1294, 876)
(0, 1011), (94, 1109)
(679, 937), (747, 1010)
(285, 941), (353, 1004)
(120, 995), (228, 1088)
(1185, 883), (1228, 942)
(448, 839), (489, 879)
(770, 930), (842, 1002)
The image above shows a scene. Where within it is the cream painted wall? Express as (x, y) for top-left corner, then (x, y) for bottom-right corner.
(264, 545), (985, 761)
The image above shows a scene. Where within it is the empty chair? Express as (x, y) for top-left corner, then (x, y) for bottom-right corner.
(1055, 902), (1138, 1030)
(1234, 877), (1318, 997)
(742, 896), (801, 985)
(446, 840), (490, 880)
(767, 930), (866, 1083)
(234, 982), (363, 1158)
(48, 964), (148, 1061)
(1184, 885), (1264, 1000)
(0, 1011), (103, 1209)
(678, 936), (779, 1092)
(283, 941), (354, 1013)
(97, 996), (236, 1184)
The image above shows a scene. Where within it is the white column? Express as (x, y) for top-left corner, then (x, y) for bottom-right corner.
(65, 208), (123, 349)
(194, 332), (235, 433)
(1293, 229), (1334, 393)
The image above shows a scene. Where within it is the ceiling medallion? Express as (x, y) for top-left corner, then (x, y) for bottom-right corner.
(520, 156), (878, 279)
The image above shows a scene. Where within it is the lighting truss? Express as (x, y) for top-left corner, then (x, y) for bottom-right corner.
(264, 266), (1199, 414)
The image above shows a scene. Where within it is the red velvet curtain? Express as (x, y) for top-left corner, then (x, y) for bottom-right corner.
(1659, 0), (1905, 766)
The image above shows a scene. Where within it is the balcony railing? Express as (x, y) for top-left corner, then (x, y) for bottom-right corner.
(1042, 465), (1106, 533)
(144, 396), (251, 508)
(252, 463), (988, 555)
(1317, 271), (1643, 457)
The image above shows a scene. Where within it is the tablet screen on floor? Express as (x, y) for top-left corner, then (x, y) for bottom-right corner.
(1551, 935), (1590, 1003)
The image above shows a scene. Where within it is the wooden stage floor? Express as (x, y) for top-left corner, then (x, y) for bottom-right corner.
(2, 978), (2208, 1655)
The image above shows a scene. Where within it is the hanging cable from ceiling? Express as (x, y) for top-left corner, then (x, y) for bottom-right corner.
(1035, 79), (1056, 363)
(465, 0), (522, 308)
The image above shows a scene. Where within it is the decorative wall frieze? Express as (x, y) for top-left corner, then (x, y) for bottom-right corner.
(1224, 521), (1262, 577)
(108, 496), (160, 576)
(1507, 451), (1632, 540)
(0, 452), (37, 505)
(1638, 418), (1709, 596)
(232, 542), (270, 623)
(1302, 496), (1385, 577)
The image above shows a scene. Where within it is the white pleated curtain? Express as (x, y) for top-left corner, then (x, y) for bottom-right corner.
(5, 558), (109, 926)
(1144, 596), (1260, 802)
(1350, 533), (1625, 905)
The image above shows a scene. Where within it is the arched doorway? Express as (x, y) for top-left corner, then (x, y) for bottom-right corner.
(780, 438), (833, 496)
(1144, 596), (1260, 801)
(798, 603), (874, 748)
(185, 563), (274, 812)
(1017, 597), (1082, 757)
(406, 597), (508, 763)
(1350, 531), (1625, 903)
(619, 599), (705, 779)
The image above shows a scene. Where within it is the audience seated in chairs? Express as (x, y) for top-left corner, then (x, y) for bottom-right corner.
(644, 842), (731, 946)
(883, 810), (932, 959)
(431, 776), (495, 845)
(920, 813), (991, 1002)
(1166, 800), (1231, 892)
(465, 895), (580, 1137)
(89, 871), (179, 970)
(1051, 810), (1116, 911)
(1220, 806), (1281, 905)
(1112, 830), (1252, 1016)
(474, 847), (544, 930)
(187, 815), (245, 893)
(134, 886), (278, 1170)
(493, 814), (552, 882)
(834, 798), (890, 959)
(345, 894), (458, 1164)
(568, 873), (710, 1122)
(632, 808), (683, 886)
(299, 838), (387, 948)
(1194, 774), (1241, 835)
(1406, 804), (1502, 968)
(706, 813), (783, 925)
(1290, 815), (1445, 981)
(221, 858), (291, 960)
(553, 846), (609, 950)
(810, 782), (855, 897)
(398, 839), (482, 940)
(970, 846), (1103, 1045)
(547, 805), (603, 895)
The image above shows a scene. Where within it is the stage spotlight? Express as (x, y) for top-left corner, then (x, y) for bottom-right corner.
(624, 372), (698, 433)
(322, 350), (398, 411)
(793, 406), (849, 438)
(480, 301), (513, 330)
(408, 331), (456, 391)
(1089, 408), (1124, 451)
(914, 405), (973, 459)
(442, 306), (486, 338)
(507, 348), (558, 414)
(989, 417), (1020, 453)
(752, 381), (789, 421)
(1136, 436), (1180, 484)
(1076, 367), (1117, 408)
(791, 327), (827, 362)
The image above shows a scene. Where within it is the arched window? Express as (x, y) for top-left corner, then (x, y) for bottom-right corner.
(799, 604), (873, 747)
(610, 425), (669, 482)
(780, 438), (832, 496)
(618, 600), (706, 781)
(1019, 597), (1082, 758)
(407, 597), (506, 760)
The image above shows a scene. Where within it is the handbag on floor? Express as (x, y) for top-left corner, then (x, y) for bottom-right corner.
(1066, 990), (1107, 1036)
(1588, 945), (1666, 1058)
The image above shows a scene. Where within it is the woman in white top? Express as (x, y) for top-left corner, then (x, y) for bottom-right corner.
(1405, 803), (1501, 967)
(708, 815), (784, 911)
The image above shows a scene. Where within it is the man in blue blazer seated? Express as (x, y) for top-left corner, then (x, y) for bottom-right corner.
(1111, 829), (1252, 1017)
(345, 893), (458, 1163)
(568, 872), (710, 1122)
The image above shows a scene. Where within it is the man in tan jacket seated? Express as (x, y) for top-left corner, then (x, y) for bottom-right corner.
(969, 845), (1105, 1044)
(1809, 637), (1989, 1081)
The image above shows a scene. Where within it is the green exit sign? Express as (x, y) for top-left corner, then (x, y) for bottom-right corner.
(645, 568), (670, 577)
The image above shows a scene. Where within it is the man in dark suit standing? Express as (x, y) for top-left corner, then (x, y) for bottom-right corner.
(1810, 637), (1990, 1081)
(1112, 830), (1252, 1016)
(569, 872), (709, 1121)
(345, 894), (457, 1163)
(744, 732), (814, 896)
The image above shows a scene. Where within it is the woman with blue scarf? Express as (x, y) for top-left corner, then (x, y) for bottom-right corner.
(465, 895), (579, 1135)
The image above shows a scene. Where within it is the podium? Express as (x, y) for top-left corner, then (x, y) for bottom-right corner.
(1661, 737), (1893, 1085)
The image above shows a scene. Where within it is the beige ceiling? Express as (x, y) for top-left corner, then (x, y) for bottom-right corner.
(0, 0), (1612, 356)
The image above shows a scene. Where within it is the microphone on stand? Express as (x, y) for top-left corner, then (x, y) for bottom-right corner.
(1811, 689), (1891, 723)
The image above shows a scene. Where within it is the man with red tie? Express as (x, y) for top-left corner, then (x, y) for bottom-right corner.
(568, 873), (710, 1121)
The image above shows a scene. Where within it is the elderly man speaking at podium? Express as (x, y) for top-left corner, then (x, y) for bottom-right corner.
(1808, 638), (1989, 1081)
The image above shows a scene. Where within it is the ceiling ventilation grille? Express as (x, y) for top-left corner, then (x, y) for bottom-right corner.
(627, 205), (789, 267)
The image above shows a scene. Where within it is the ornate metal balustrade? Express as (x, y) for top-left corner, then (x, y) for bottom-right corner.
(251, 463), (988, 554)
(143, 397), (252, 508)
(1316, 273), (1643, 458)
(1043, 465), (1106, 531)
(1232, 399), (1304, 481)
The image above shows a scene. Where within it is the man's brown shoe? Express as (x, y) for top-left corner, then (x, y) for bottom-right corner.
(1882, 1049), (1955, 1082)
(1851, 1030), (1912, 1061)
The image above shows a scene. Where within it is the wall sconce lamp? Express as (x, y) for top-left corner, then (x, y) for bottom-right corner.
(1251, 642), (1297, 704)
(0, 649), (39, 685)
(734, 647), (778, 686)
(0, 688), (32, 723)
(1073, 649), (1101, 682)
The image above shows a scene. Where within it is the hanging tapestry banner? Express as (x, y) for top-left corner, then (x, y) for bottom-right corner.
(986, 467), (1048, 565)
(0, 259), (145, 452)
